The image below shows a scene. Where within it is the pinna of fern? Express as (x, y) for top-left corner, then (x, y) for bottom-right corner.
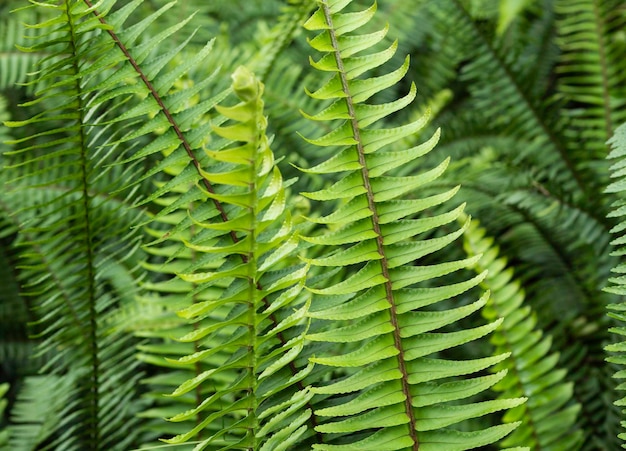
(297, 0), (525, 449)
(152, 66), (313, 450)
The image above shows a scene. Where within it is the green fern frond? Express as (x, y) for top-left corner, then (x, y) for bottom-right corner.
(0, 1), (185, 448)
(450, 155), (621, 447)
(156, 66), (312, 450)
(556, 0), (626, 159)
(428, 0), (598, 211)
(605, 123), (626, 445)
(5, 375), (73, 450)
(516, 2), (560, 100)
(298, 1), (524, 449)
(463, 219), (583, 450)
(449, 159), (614, 324)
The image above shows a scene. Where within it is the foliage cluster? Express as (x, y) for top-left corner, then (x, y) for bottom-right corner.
(1, 0), (626, 450)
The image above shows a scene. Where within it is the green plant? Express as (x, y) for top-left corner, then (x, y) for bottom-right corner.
(605, 123), (626, 445)
(1, 0), (625, 450)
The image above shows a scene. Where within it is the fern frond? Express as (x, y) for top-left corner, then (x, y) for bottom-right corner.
(448, 154), (621, 447)
(5, 375), (73, 450)
(428, 0), (601, 214)
(299, 1), (524, 448)
(463, 219), (583, 449)
(605, 123), (626, 445)
(1, 1), (175, 448)
(451, 164), (614, 323)
(0, 383), (8, 446)
(156, 66), (312, 450)
(501, 1), (560, 103)
(556, 0), (626, 159)
(248, 0), (314, 82)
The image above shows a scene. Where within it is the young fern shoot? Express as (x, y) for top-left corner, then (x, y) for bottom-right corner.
(299, 1), (525, 449)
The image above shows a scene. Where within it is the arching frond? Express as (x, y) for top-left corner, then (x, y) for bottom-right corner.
(298, 1), (524, 448)
(464, 219), (583, 449)
(605, 123), (626, 445)
(427, 0), (603, 216)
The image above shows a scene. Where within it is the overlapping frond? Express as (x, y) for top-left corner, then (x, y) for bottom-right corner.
(463, 219), (582, 449)
(428, 0), (599, 213)
(298, 1), (524, 449)
(1, 1), (186, 448)
(154, 66), (311, 450)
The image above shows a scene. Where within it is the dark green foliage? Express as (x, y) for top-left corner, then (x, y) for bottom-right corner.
(0, 0), (625, 449)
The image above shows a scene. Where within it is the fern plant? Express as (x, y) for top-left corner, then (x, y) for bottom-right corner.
(2, 0), (626, 450)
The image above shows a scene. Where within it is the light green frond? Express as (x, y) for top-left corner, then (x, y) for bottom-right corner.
(299, 1), (523, 448)
(496, 0), (534, 35)
(157, 66), (312, 450)
(4, 375), (72, 450)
